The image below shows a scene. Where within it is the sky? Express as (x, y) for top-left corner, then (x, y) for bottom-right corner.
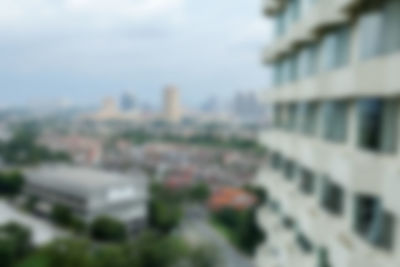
(0, 0), (273, 109)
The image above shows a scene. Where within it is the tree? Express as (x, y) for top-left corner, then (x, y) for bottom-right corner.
(188, 245), (221, 267)
(51, 205), (74, 227)
(44, 239), (93, 267)
(189, 183), (210, 202)
(127, 231), (188, 267)
(90, 216), (126, 243)
(149, 197), (182, 234)
(0, 171), (24, 197)
(0, 222), (32, 267)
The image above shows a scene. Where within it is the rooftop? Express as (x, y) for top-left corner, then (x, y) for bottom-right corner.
(24, 165), (147, 197)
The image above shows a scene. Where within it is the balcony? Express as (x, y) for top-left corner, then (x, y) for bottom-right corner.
(329, 230), (394, 267)
(263, 0), (283, 16)
(260, 127), (395, 196)
(263, 0), (352, 63)
(266, 51), (400, 103)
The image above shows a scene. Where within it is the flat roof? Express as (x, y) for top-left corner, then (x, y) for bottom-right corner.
(24, 165), (147, 197)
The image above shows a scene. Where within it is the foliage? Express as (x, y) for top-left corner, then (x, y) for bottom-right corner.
(212, 207), (265, 255)
(15, 231), (220, 267)
(90, 216), (126, 243)
(189, 182), (210, 202)
(119, 129), (265, 153)
(243, 185), (268, 205)
(186, 245), (221, 267)
(0, 222), (32, 267)
(148, 196), (182, 234)
(51, 205), (74, 227)
(50, 205), (86, 233)
(0, 170), (24, 197)
(0, 127), (70, 165)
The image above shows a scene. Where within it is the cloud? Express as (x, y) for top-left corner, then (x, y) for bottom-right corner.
(0, 0), (185, 31)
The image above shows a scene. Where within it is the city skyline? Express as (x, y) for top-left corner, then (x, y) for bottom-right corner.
(0, 0), (273, 109)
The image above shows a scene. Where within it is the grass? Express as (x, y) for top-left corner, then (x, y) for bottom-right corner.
(16, 253), (49, 267)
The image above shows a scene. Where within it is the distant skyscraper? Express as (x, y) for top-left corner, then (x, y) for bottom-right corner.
(121, 92), (136, 112)
(201, 96), (219, 113)
(163, 86), (181, 123)
(231, 91), (265, 122)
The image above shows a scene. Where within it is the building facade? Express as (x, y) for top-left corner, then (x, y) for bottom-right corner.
(256, 0), (400, 267)
(24, 166), (148, 233)
(164, 86), (182, 123)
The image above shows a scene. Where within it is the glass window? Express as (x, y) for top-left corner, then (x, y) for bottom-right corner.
(270, 152), (283, 170)
(357, 99), (398, 154)
(283, 160), (296, 181)
(299, 102), (318, 136)
(320, 26), (350, 71)
(296, 233), (314, 253)
(320, 177), (345, 216)
(298, 44), (319, 79)
(322, 101), (349, 143)
(272, 60), (284, 87)
(286, 104), (297, 131)
(299, 167), (315, 195)
(273, 104), (284, 128)
(275, 11), (286, 37)
(359, 10), (384, 59)
(382, 0), (400, 54)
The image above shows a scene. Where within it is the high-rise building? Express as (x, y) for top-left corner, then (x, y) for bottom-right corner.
(121, 92), (136, 112)
(256, 1), (400, 267)
(163, 85), (181, 123)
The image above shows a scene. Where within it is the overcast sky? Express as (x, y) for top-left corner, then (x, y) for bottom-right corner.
(0, 0), (272, 109)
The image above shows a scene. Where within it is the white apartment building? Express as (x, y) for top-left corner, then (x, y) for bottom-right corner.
(256, 0), (400, 267)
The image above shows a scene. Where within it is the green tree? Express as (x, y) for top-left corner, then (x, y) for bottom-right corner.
(51, 205), (74, 227)
(90, 216), (126, 243)
(44, 239), (93, 267)
(189, 183), (210, 202)
(149, 197), (182, 234)
(188, 245), (221, 267)
(0, 222), (32, 267)
(0, 171), (24, 197)
(127, 231), (188, 267)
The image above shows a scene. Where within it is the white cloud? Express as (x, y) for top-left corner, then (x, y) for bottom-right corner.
(0, 0), (185, 30)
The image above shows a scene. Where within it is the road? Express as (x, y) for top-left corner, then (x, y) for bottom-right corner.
(179, 205), (254, 267)
(0, 200), (67, 245)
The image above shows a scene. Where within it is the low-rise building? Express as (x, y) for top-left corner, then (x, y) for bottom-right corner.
(24, 165), (148, 233)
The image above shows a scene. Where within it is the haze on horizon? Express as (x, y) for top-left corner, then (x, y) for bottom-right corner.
(0, 0), (272, 109)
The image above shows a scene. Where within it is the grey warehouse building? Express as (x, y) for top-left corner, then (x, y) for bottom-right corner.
(24, 165), (148, 233)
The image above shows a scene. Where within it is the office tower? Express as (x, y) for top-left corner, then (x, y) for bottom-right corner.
(164, 85), (181, 123)
(256, 1), (400, 267)
(121, 92), (136, 112)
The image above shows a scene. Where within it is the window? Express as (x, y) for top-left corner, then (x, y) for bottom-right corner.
(353, 195), (395, 250)
(299, 167), (315, 195)
(272, 60), (284, 86)
(270, 152), (283, 170)
(320, 177), (345, 216)
(359, 0), (400, 59)
(320, 26), (350, 71)
(286, 104), (297, 131)
(273, 104), (284, 128)
(322, 101), (349, 143)
(282, 216), (296, 229)
(318, 248), (332, 267)
(288, 52), (300, 82)
(299, 102), (319, 136)
(298, 44), (319, 79)
(359, 9), (384, 59)
(357, 99), (398, 153)
(283, 160), (296, 181)
(381, 0), (400, 54)
(275, 11), (286, 37)
(296, 233), (314, 253)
